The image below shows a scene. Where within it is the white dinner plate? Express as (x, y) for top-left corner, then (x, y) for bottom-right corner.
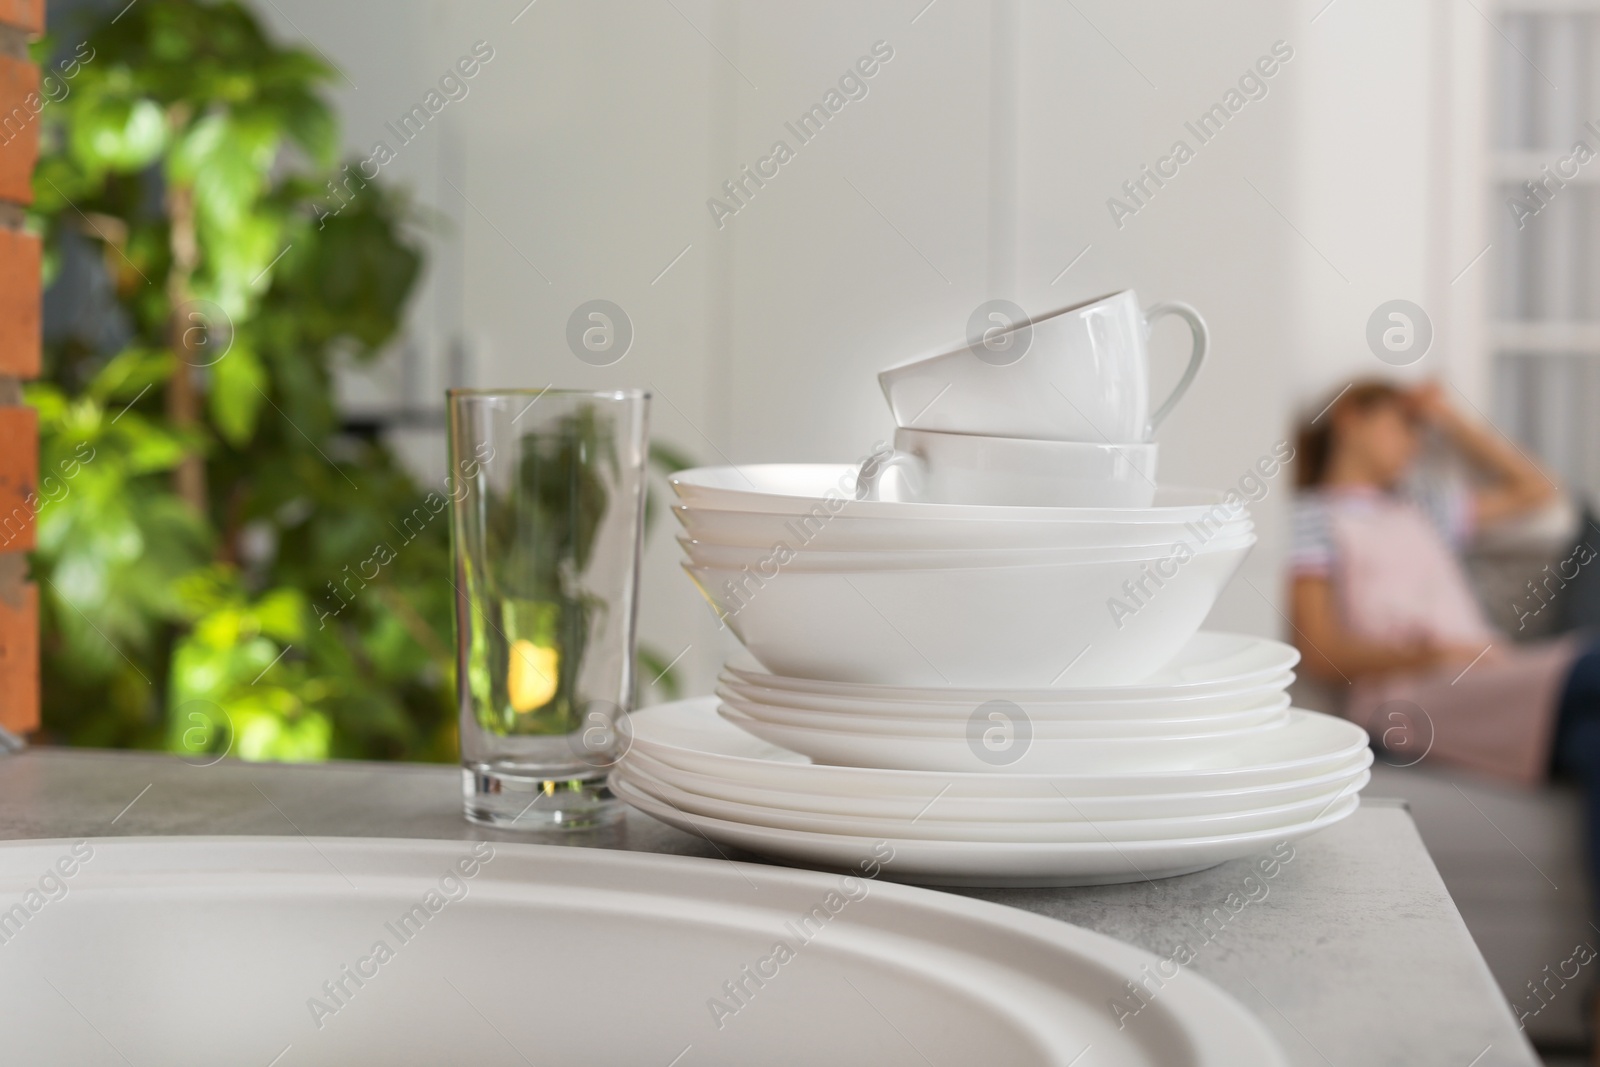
(615, 757), (1368, 843)
(716, 687), (1294, 739)
(721, 631), (1300, 703)
(719, 703), (1331, 776)
(716, 671), (1297, 720)
(630, 698), (1371, 798)
(614, 774), (1360, 887)
(619, 744), (1375, 822)
(0, 837), (1286, 1065)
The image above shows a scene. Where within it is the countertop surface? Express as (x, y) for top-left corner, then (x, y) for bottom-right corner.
(0, 746), (1540, 1066)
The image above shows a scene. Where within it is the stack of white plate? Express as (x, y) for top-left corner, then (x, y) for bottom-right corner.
(716, 632), (1299, 774)
(615, 635), (1370, 887)
(615, 695), (1368, 887)
(615, 463), (1367, 886)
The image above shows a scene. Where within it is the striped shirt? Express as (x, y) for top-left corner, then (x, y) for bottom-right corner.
(1290, 478), (1475, 577)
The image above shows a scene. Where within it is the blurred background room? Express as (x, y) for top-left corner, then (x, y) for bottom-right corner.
(9, 0), (1600, 1060)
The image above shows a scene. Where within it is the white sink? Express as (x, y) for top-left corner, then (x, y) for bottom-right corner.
(0, 836), (1284, 1065)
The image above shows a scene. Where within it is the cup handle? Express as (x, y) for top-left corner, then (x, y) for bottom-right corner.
(1142, 301), (1209, 433)
(855, 451), (926, 501)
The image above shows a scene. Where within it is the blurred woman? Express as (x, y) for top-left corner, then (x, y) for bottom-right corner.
(1291, 380), (1600, 857)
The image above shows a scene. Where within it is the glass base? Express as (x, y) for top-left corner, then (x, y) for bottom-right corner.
(462, 764), (625, 831)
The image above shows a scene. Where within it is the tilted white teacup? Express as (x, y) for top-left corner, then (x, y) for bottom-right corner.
(856, 427), (1158, 508)
(877, 290), (1207, 442)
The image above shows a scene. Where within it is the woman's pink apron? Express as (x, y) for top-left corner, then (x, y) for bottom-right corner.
(1330, 495), (1579, 785)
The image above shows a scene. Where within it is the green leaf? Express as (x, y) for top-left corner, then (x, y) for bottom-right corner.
(115, 414), (188, 473)
(89, 347), (175, 403)
(70, 96), (166, 172)
(281, 93), (337, 170)
(24, 383), (68, 425)
(167, 113), (226, 182)
(172, 114), (279, 235)
(204, 213), (282, 314)
(649, 441), (696, 474)
(208, 344), (266, 446)
(253, 587), (306, 643)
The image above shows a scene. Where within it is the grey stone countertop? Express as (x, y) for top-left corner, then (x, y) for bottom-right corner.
(0, 746), (1539, 1066)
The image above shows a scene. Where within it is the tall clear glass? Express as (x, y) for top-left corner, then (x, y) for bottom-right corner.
(447, 389), (650, 829)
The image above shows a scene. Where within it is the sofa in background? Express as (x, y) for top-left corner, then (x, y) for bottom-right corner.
(1291, 497), (1594, 1049)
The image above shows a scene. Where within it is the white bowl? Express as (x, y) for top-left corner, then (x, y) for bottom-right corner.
(674, 502), (1251, 551)
(678, 530), (1256, 573)
(718, 672), (1296, 720)
(671, 465), (1255, 524)
(716, 688), (1293, 739)
(720, 703), (1293, 774)
(621, 743), (1373, 821)
(719, 631), (1299, 703)
(685, 539), (1254, 687)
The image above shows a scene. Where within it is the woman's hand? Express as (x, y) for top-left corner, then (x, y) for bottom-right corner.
(1290, 576), (1498, 682)
(1406, 379), (1557, 526)
(1404, 381), (1453, 426)
(1419, 638), (1498, 671)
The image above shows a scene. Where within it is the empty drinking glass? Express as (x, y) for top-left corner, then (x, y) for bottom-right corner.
(447, 388), (650, 829)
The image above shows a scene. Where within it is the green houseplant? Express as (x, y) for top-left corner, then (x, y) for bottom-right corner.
(27, 0), (687, 762)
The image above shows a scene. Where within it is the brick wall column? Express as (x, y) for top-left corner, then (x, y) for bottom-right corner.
(0, 0), (42, 736)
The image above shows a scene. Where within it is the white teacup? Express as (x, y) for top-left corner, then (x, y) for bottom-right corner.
(856, 427), (1158, 507)
(877, 290), (1207, 442)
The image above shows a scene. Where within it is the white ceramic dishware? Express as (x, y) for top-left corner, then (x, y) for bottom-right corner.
(0, 836), (1288, 1064)
(719, 632), (1300, 703)
(670, 465), (1252, 524)
(855, 428), (1158, 507)
(877, 290), (1209, 442)
(685, 538), (1254, 687)
(628, 698), (1372, 799)
(620, 742), (1373, 822)
(674, 501), (1251, 551)
(614, 773), (1358, 887)
(718, 703), (1309, 774)
(717, 671), (1295, 720)
(678, 529), (1256, 574)
(715, 687), (1293, 738)
(616, 756), (1365, 843)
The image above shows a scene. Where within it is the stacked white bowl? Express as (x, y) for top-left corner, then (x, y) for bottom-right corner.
(674, 465), (1255, 689)
(615, 292), (1369, 886)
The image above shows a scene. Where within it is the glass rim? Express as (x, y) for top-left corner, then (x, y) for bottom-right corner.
(447, 387), (650, 401)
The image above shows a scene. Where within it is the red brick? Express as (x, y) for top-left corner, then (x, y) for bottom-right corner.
(0, 0), (43, 34)
(0, 405), (34, 551)
(0, 228), (38, 376)
(0, 55), (38, 204)
(0, 573), (36, 735)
